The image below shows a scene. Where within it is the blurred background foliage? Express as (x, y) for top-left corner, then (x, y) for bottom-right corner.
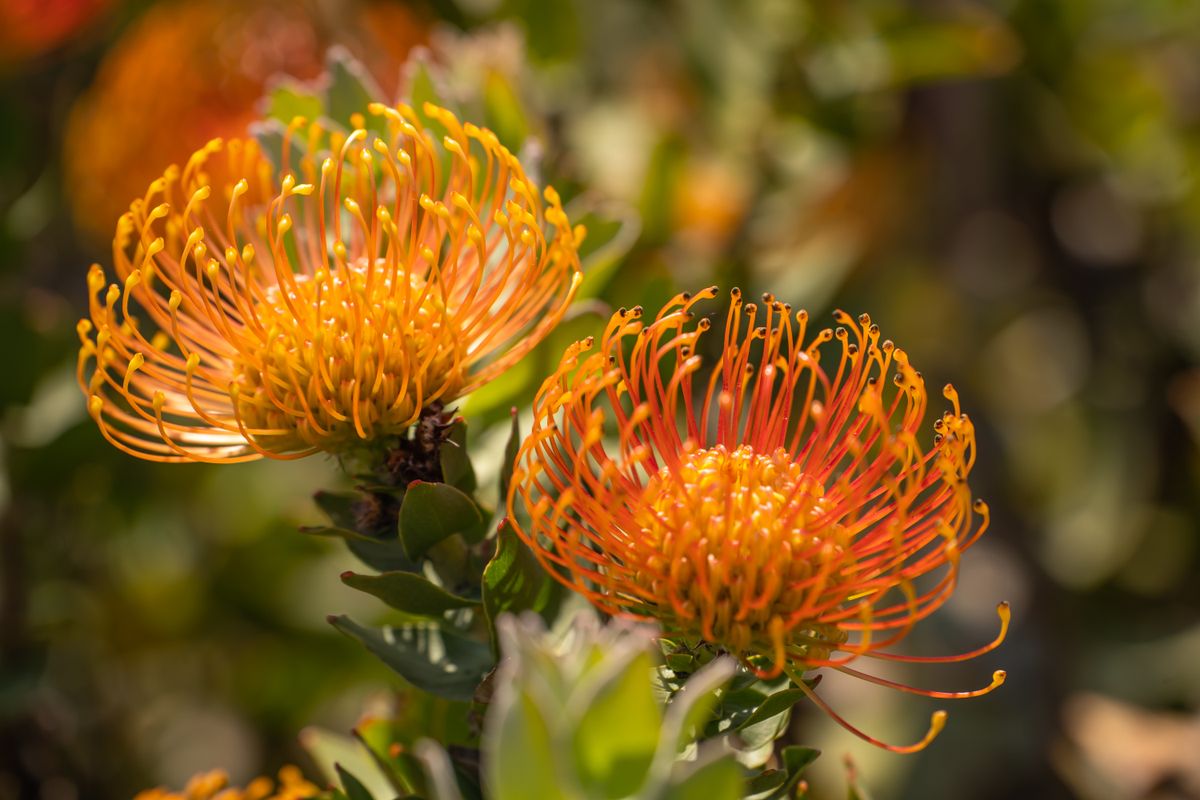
(2, 0), (1199, 798)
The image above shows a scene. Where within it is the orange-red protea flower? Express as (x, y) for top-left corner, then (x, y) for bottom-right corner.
(507, 287), (1007, 752)
(63, 0), (425, 242)
(77, 103), (583, 462)
(0, 0), (110, 65)
(134, 765), (318, 800)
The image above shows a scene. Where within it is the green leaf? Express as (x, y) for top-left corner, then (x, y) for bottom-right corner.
(299, 726), (396, 800)
(404, 52), (446, 119)
(779, 747), (820, 798)
(487, 686), (562, 800)
(439, 420), (477, 494)
(330, 615), (493, 701)
(571, 649), (663, 797)
(482, 523), (560, 649)
(251, 119), (305, 173)
(325, 46), (385, 130)
(572, 203), (641, 300)
(300, 524), (377, 544)
(482, 70), (529, 150)
(352, 728), (422, 797)
(665, 753), (744, 800)
(747, 747), (821, 800)
(498, 409), (521, 509)
(399, 482), (484, 559)
(341, 570), (478, 617)
(347, 537), (423, 574)
(735, 687), (807, 732)
(668, 659), (735, 751)
(336, 765), (376, 800)
(264, 81), (324, 125)
(314, 490), (362, 530)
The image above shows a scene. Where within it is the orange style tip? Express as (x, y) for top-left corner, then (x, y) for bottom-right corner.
(943, 383), (956, 395)
(88, 396), (103, 415)
(992, 670), (1007, 686)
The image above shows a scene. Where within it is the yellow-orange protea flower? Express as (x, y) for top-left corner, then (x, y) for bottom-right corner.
(77, 103), (583, 462)
(507, 287), (1008, 753)
(63, 0), (425, 242)
(133, 765), (319, 800)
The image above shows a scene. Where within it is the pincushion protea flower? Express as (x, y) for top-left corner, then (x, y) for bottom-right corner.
(0, 0), (110, 64)
(78, 103), (583, 462)
(507, 287), (1008, 752)
(63, 0), (425, 241)
(134, 765), (318, 800)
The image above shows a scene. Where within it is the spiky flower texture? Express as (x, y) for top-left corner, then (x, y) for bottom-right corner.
(508, 288), (1007, 752)
(78, 103), (583, 462)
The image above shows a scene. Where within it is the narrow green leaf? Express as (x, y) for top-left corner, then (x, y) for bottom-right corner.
(439, 420), (477, 494)
(404, 53), (445, 121)
(498, 409), (520, 508)
(482, 523), (560, 648)
(330, 615), (493, 701)
(572, 204), (641, 299)
(341, 570), (477, 617)
(352, 728), (421, 797)
(299, 726), (395, 800)
(665, 753), (744, 800)
(487, 685), (561, 800)
(325, 46), (386, 129)
(778, 747), (820, 798)
(482, 70), (529, 150)
(336, 765), (376, 800)
(745, 769), (788, 797)
(572, 649), (663, 797)
(735, 687), (807, 732)
(264, 81), (324, 125)
(300, 525), (377, 544)
(399, 481), (484, 559)
(314, 490), (362, 531)
(252, 119), (306, 172)
(347, 538), (422, 574)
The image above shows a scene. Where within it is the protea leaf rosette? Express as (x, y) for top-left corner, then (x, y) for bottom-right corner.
(78, 102), (583, 462)
(507, 287), (1008, 752)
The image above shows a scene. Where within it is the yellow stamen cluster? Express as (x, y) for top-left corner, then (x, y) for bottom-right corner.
(132, 765), (318, 800)
(78, 103), (583, 462)
(631, 443), (847, 660)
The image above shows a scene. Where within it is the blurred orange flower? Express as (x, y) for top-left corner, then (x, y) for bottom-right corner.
(0, 0), (111, 64)
(133, 765), (319, 800)
(63, 0), (425, 242)
(77, 104), (584, 462)
(508, 287), (1007, 752)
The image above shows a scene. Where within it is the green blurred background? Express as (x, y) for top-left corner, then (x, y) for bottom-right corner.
(2, 0), (1199, 798)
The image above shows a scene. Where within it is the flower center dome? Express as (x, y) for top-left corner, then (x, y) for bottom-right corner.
(631, 444), (848, 658)
(232, 258), (467, 452)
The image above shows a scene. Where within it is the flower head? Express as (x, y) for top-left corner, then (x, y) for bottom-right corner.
(78, 103), (583, 462)
(133, 765), (318, 800)
(63, 0), (424, 241)
(508, 287), (1007, 752)
(0, 0), (110, 65)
